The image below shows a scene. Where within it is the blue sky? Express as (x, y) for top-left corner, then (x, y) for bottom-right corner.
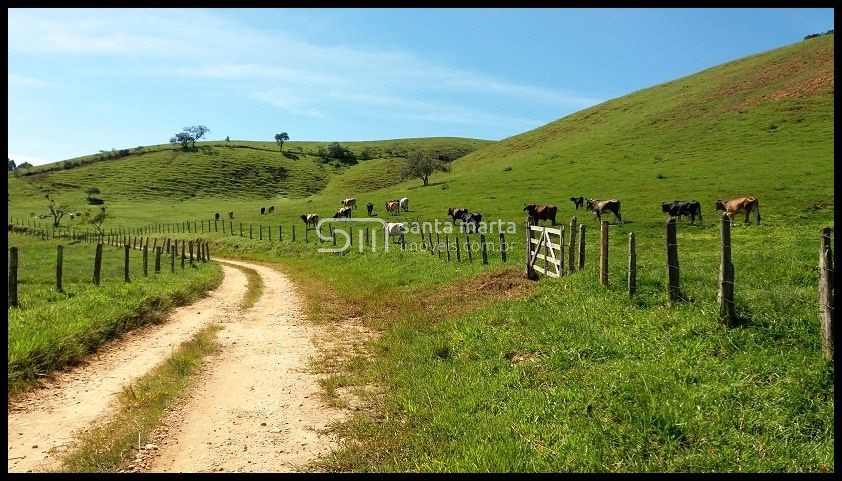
(7, 8), (834, 166)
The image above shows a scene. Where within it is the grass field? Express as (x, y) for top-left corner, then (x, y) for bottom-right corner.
(7, 233), (223, 394)
(6, 34), (834, 471)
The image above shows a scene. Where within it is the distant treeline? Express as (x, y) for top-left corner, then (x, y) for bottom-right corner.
(804, 29), (833, 40)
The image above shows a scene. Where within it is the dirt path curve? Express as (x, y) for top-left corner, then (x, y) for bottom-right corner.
(8, 263), (248, 473)
(144, 258), (345, 473)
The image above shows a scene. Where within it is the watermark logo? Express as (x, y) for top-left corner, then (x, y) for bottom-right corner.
(316, 218), (518, 254)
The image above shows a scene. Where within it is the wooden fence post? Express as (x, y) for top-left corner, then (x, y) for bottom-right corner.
(456, 235), (461, 262)
(628, 232), (636, 296)
(189, 241), (194, 267)
(143, 245), (149, 276)
(436, 233), (442, 258)
(499, 233), (507, 263)
(279, 225), (283, 242)
(569, 217), (577, 273)
(215, 219), (218, 233)
(481, 234), (488, 265)
(9, 247), (18, 306)
(124, 243), (130, 282)
(445, 234), (451, 261)
(93, 243), (103, 285)
(181, 241), (186, 270)
(428, 232), (434, 256)
(306, 225), (309, 242)
(365, 226), (369, 246)
(666, 217), (681, 304)
(599, 221), (608, 287)
(578, 224), (586, 270)
(269, 225), (272, 242)
(466, 234), (473, 262)
(292, 225), (296, 242)
(55, 244), (64, 293)
(155, 247), (162, 274)
(524, 218), (534, 278)
(171, 245), (176, 273)
(819, 227), (834, 361)
(559, 225), (565, 274)
(206, 242), (211, 262)
(719, 213), (735, 325)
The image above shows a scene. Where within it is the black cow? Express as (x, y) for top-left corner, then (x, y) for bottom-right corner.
(260, 207), (266, 215)
(215, 212), (220, 221)
(447, 207), (469, 222)
(460, 212), (482, 233)
(661, 200), (702, 224)
(570, 196), (584, 210)
(367, 202), (374, 216)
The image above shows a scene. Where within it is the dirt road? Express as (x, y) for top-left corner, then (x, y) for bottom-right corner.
(7, 258), (345, 473)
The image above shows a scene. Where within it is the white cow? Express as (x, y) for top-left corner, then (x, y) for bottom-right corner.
(399, 197), (409, 212)
(384, 222), (406, 242)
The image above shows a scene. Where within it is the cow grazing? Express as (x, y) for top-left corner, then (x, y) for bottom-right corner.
(215, 212), (220, 221)
(586, 199), (622, 224)
(715, 197), (761, 225)
(461, 212), (482, 233)
(334, 206), (352, 219)
(384, 222), (406, 242)
(228, 211), (234, 219)
(447, 207), (468, 222)
(260, 206), (266, 215)
(342, 198), (357, 209)
(661, 200), (702, 224)
(399, 197), (409, 212)
(367, 202), (374, 216)
(268, 205), (275, 214)
(300, 213), (319, 229)
(386, 200), (400, 215)
(524, 204), (558, 226)
(570, 196), (584, 210)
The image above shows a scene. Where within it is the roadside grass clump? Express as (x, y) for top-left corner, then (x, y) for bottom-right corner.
(7, 234), (223, 395)
(56, 325), (223, 472)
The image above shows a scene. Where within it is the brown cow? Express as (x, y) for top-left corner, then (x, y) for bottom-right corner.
(447, 207), (468, 222)
(385, 200), (400, 215)
(342, 198), (357, 209)
(524, 204), (558, 225)
(715, 197), (761, 225)
(333, 206), (352, 219)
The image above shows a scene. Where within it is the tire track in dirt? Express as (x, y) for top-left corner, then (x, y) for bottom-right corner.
(7, 263), (248, 473)
(144, 259), (346, 473)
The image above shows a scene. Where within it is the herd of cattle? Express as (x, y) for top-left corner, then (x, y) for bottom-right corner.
(210, 195), (760, 241)
(525, 196), (760, 226)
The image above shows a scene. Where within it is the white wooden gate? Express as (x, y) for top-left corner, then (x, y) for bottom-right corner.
(527, 223), (564, 278)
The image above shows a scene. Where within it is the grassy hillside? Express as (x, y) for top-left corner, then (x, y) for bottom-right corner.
(6, 34), (834, 471)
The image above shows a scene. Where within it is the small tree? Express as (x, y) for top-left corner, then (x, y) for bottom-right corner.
(170, 125), (210, 149)
(18, 161), (33, 170)
(400, 150), (450, 186)
(45, 193), (73, 227)
(8, 158), (16, 171)
(81, 206), (110, 236)
(275, 132), (289, 152)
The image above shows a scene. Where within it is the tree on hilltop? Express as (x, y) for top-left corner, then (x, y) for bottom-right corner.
(170, 125), (210, 150)
(275, 132), (289, 152)
(400, 149), (450, 187)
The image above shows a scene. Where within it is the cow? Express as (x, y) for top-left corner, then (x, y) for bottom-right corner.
(399, 197), (409, 212)
(333, 206), (352, 219)
(384, 222), (406, 242)
(461, 212), (482, 233)
(524, 204), (558, 226)
(661, 200), (703, 224)
(342, 198), (357, 209)
(715, 197), (761, 225)
(367, 202), (374, 216)
(570, 196), (584, 210)
(228, 211), (234, 219)
(447, 207), (469, 223)
(268, 205), (275, 214)
(260, 206), (266, 215)
(586, 198), (622, 224)
(386, 200), (400, 215)
(215, 212), (220, 221)
(300, 213), (319, 230)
